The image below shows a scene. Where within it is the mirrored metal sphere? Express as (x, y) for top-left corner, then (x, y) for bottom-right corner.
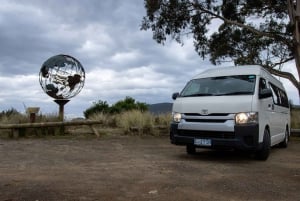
(39, 54), (85, 99)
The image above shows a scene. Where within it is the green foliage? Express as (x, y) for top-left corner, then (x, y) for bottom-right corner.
(84, 97), (149, 118)
(83, 100), (110, 118)
(111, 97), (148, 114)
(141, 0), (292, 70)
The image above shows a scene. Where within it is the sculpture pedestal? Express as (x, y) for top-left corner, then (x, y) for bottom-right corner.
(54, 99), (70, 121)
(54, 99), (70, 135)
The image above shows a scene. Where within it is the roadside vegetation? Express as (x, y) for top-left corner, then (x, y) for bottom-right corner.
(291, 106), (300, 129)
(0, 97), (171, 138)
(1, 97), (300, 138)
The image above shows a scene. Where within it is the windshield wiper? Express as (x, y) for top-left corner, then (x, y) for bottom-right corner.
(215, 91), (253, 96)
(182, 93), (214, 97)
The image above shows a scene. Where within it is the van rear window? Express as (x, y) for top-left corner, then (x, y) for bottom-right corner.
(180, 75), (256, 97)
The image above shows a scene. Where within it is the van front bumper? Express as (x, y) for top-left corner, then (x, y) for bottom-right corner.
(170, 123), (260, 151)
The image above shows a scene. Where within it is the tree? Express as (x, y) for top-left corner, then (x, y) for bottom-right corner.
(83, 100), (110, 118)
(141, 0), (300, 97)
(110, 96), (148, 113)
(83, 97), (149, 118)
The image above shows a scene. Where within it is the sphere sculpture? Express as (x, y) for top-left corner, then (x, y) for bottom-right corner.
(39, 54), (85, 99)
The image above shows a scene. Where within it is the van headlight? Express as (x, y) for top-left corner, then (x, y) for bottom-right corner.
(235, 112), (258, 124)
(172, 112), (182, 123)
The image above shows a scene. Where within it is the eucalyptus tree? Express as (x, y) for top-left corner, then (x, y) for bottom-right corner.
(141, 0), (300, 96)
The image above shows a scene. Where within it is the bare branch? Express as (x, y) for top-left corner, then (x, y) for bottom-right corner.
(263, 65), (300, 89)
(191, 3), (291, 47)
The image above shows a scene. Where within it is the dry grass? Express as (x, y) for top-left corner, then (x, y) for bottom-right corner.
(89, 110), (171, 136)
(0, 110), (171, 137)
(117, 110), (155, 135)
(2, 108), (298, 137)
(0, 113), (28, 124)
(0, 112), (62, 138)
(0, 112), (60, 124)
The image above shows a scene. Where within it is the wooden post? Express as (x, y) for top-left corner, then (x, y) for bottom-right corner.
(90, 125), (100, 137)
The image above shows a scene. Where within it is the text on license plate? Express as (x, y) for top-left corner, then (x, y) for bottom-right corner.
(194, 138), (212, 146)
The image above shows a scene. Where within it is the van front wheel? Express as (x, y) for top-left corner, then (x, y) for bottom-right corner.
(255, 129), (270, 161)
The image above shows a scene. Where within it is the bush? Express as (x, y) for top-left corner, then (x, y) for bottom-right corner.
(84, 100), (110, 118)
(84, 97), (148, 118)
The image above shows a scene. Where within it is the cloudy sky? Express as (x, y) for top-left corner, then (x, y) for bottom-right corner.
(0, 0), (299, 118)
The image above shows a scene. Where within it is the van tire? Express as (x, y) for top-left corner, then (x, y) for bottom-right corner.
(279, 129), (289, 148)
(255, 129), (270, 161)
(186, 145), (196, 155)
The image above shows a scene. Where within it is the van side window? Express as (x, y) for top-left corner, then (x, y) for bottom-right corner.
(269, 82), (289, 108)
(279, 89), (289, 108)
(259, 78), (268, 92)
(269, 83), (280, 104)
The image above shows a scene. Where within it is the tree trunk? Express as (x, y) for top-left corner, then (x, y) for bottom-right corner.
(288, 0), (300, 103)
(294, 42), (300, 101)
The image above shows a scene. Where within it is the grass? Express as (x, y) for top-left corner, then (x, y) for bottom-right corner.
(0, 110), (171, 138)
(0, 112), (63, 138)
(1, 107), (299, 138)
(89, 110), (171, 136)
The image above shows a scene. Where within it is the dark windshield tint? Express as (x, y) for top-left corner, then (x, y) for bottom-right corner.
(180, 75), (256, 97)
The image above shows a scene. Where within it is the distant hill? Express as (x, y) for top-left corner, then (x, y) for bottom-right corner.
(148, 103), (172, 115)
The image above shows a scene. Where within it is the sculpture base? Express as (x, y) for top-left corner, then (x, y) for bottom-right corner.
(54, 99), (70, 121)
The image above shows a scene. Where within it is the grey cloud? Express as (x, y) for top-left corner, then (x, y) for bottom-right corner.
(0, 0), (298, 117)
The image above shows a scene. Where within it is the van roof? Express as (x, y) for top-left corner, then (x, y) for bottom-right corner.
(193, 65), (284, 89)
(193, 65), (267, 78)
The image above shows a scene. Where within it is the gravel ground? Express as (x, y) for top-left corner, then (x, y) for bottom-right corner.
(0, 135), (299, 201)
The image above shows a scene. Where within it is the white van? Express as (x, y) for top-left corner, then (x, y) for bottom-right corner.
(170, 65), (290, 160)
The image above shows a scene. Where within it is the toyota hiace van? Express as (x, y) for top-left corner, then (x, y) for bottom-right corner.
(170, 65), (290, 160)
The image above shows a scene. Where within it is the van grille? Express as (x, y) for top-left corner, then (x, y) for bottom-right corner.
(178, 130), (235, 139)
(185, 119), (227, 123)
(184, 113), (230, 116)
(183, 113), (233, 123)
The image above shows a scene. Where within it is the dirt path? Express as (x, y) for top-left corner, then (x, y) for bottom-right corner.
(0, 136), (299, 201)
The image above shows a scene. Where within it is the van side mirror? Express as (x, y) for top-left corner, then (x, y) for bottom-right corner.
(172, 92), (180, 100)
(259, 88), (272, 99)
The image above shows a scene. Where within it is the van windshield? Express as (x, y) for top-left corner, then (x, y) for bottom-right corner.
(180, 75), (256, 97)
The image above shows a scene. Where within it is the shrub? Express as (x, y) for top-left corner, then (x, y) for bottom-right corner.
(84, 100), (110, 118)
(84, 97), (148, 118)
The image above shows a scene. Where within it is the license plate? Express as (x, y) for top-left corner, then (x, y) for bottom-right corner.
(194, 138), (212, 146)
